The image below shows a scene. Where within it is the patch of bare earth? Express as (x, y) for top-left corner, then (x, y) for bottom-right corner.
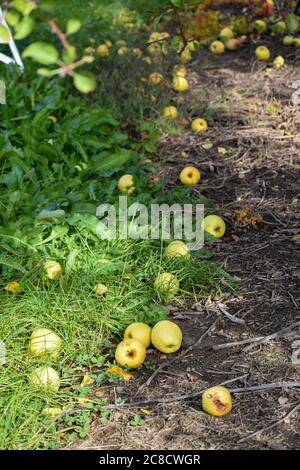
(71, 45), (300, 450)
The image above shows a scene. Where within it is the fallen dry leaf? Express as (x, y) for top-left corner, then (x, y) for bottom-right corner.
(107, 366), (133, 381)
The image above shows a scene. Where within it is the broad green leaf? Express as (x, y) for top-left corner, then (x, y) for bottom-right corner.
(286, 13), (299, 33)
(23, 42), (59, 65)
(73, 72), (96, 93)
(0, 255), (27, 273)
(14, 16), (34, 40)
(66, 18), (81, 36)
(12, 0), (36, 16)
(5, 11), (20, 27)
(37, 67), (58, 77)
(82, 149), (138, 176)
(0, 25), (10, 44)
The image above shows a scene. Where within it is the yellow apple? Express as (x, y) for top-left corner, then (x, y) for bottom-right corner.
(147, 43), (161, 56)
(273, 55), (285, 69)
(210, 40), (225, 55)
(202, 214), (226, 239)
(191, 118), (208, 133)
(29, 327), (62, 358)
(151, 320), (182, 353)
(180, 47), (192, 63)
(294, 38), (300, 47)
(132, 47), (142, 58)
(97, 44), (110, 57)
(163, 106), (178, 119)
(105, 39), (113, 48)
(255, 45), (270, 61)
(117, 174), (135, 194)
(30, 366), (60, 391)
(154, 272), (179, 299)
(188, 40), (199, 52)
(254, 19), (267, 32)
(43, 261), (63, 280)
(172, 76), (189, 92)
(220, 27), (234, 41)
(124, 322), (151, 348)
(116, 39), (127, 46)
(283, 35), (294, 46)
(273, 21), (286, 35)
(180, 166), (201, 186)
(149, 72), (164, 85)
(94, 283), (108, 295)
(202, 386), (232, 416)
(164, 240), (190, 259)
(115, 338), (146, 368)
(117, 46), (129, 56)
(173, 65), (187, 78)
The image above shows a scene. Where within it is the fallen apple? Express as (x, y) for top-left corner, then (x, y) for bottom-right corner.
(94, 283), (108, 295)
(191, 118), (208, 133)
(172, 76), (189, 93)
(115, 338), (146, 368)
(219, 27), (234, 41)
(180, 166), (201, 186)
(202, 214), (226, 239)
(124, 322), (152, 348)
(30, 366), (60, 391)
(173, 65), (187, 78)
(164, 240), (190, 259)
(255, 45), (270, 61)
(29, 327), (62, 358)
(163, 106), (178, 119)
(117, 174), (135, 194)
(44, 261), (63, 280)
(97, 44), (110, 57)
(273, 55), (285, 69)
(254, 19), (267, 32)
(149, 72), (164, 85)
(154, 272), (179, 300)
(210, 40), (225, 55)
(151, 320), (182, 353)
(283, 35), (294, 46)
(202, 386), (232, 416)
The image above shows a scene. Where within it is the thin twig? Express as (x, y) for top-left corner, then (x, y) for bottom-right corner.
(212, 336), (264, 351)
(139, 321), (217, 391)
(212, 321), (300, 352)
(217, 303), (246, 325)
(48, 19), (69, 50)
(237, 402), (300, 444)
(244, 321), (300, 352)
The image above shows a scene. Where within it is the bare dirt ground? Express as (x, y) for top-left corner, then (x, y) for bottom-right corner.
(72, 43), (300, 450)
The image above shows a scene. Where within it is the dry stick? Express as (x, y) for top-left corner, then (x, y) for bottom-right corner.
(139, 321), (217, 391)
(237, 402), (300, 444)
(212, 320), (300, 352)
(244, 321), (300, 352)
(212, 336), (264, 351)
(217, 303), (246, 326)
(109, 380), (300, 410)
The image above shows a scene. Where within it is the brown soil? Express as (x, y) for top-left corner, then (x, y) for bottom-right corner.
(71, 43), (300, 450)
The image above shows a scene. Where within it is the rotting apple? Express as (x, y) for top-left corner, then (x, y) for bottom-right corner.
(202, 386), (232, 417)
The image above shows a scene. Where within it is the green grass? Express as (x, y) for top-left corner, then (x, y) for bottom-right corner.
(0, 238), (233, 449)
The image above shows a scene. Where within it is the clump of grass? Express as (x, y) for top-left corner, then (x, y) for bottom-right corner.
(0, 236), (233, 449)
